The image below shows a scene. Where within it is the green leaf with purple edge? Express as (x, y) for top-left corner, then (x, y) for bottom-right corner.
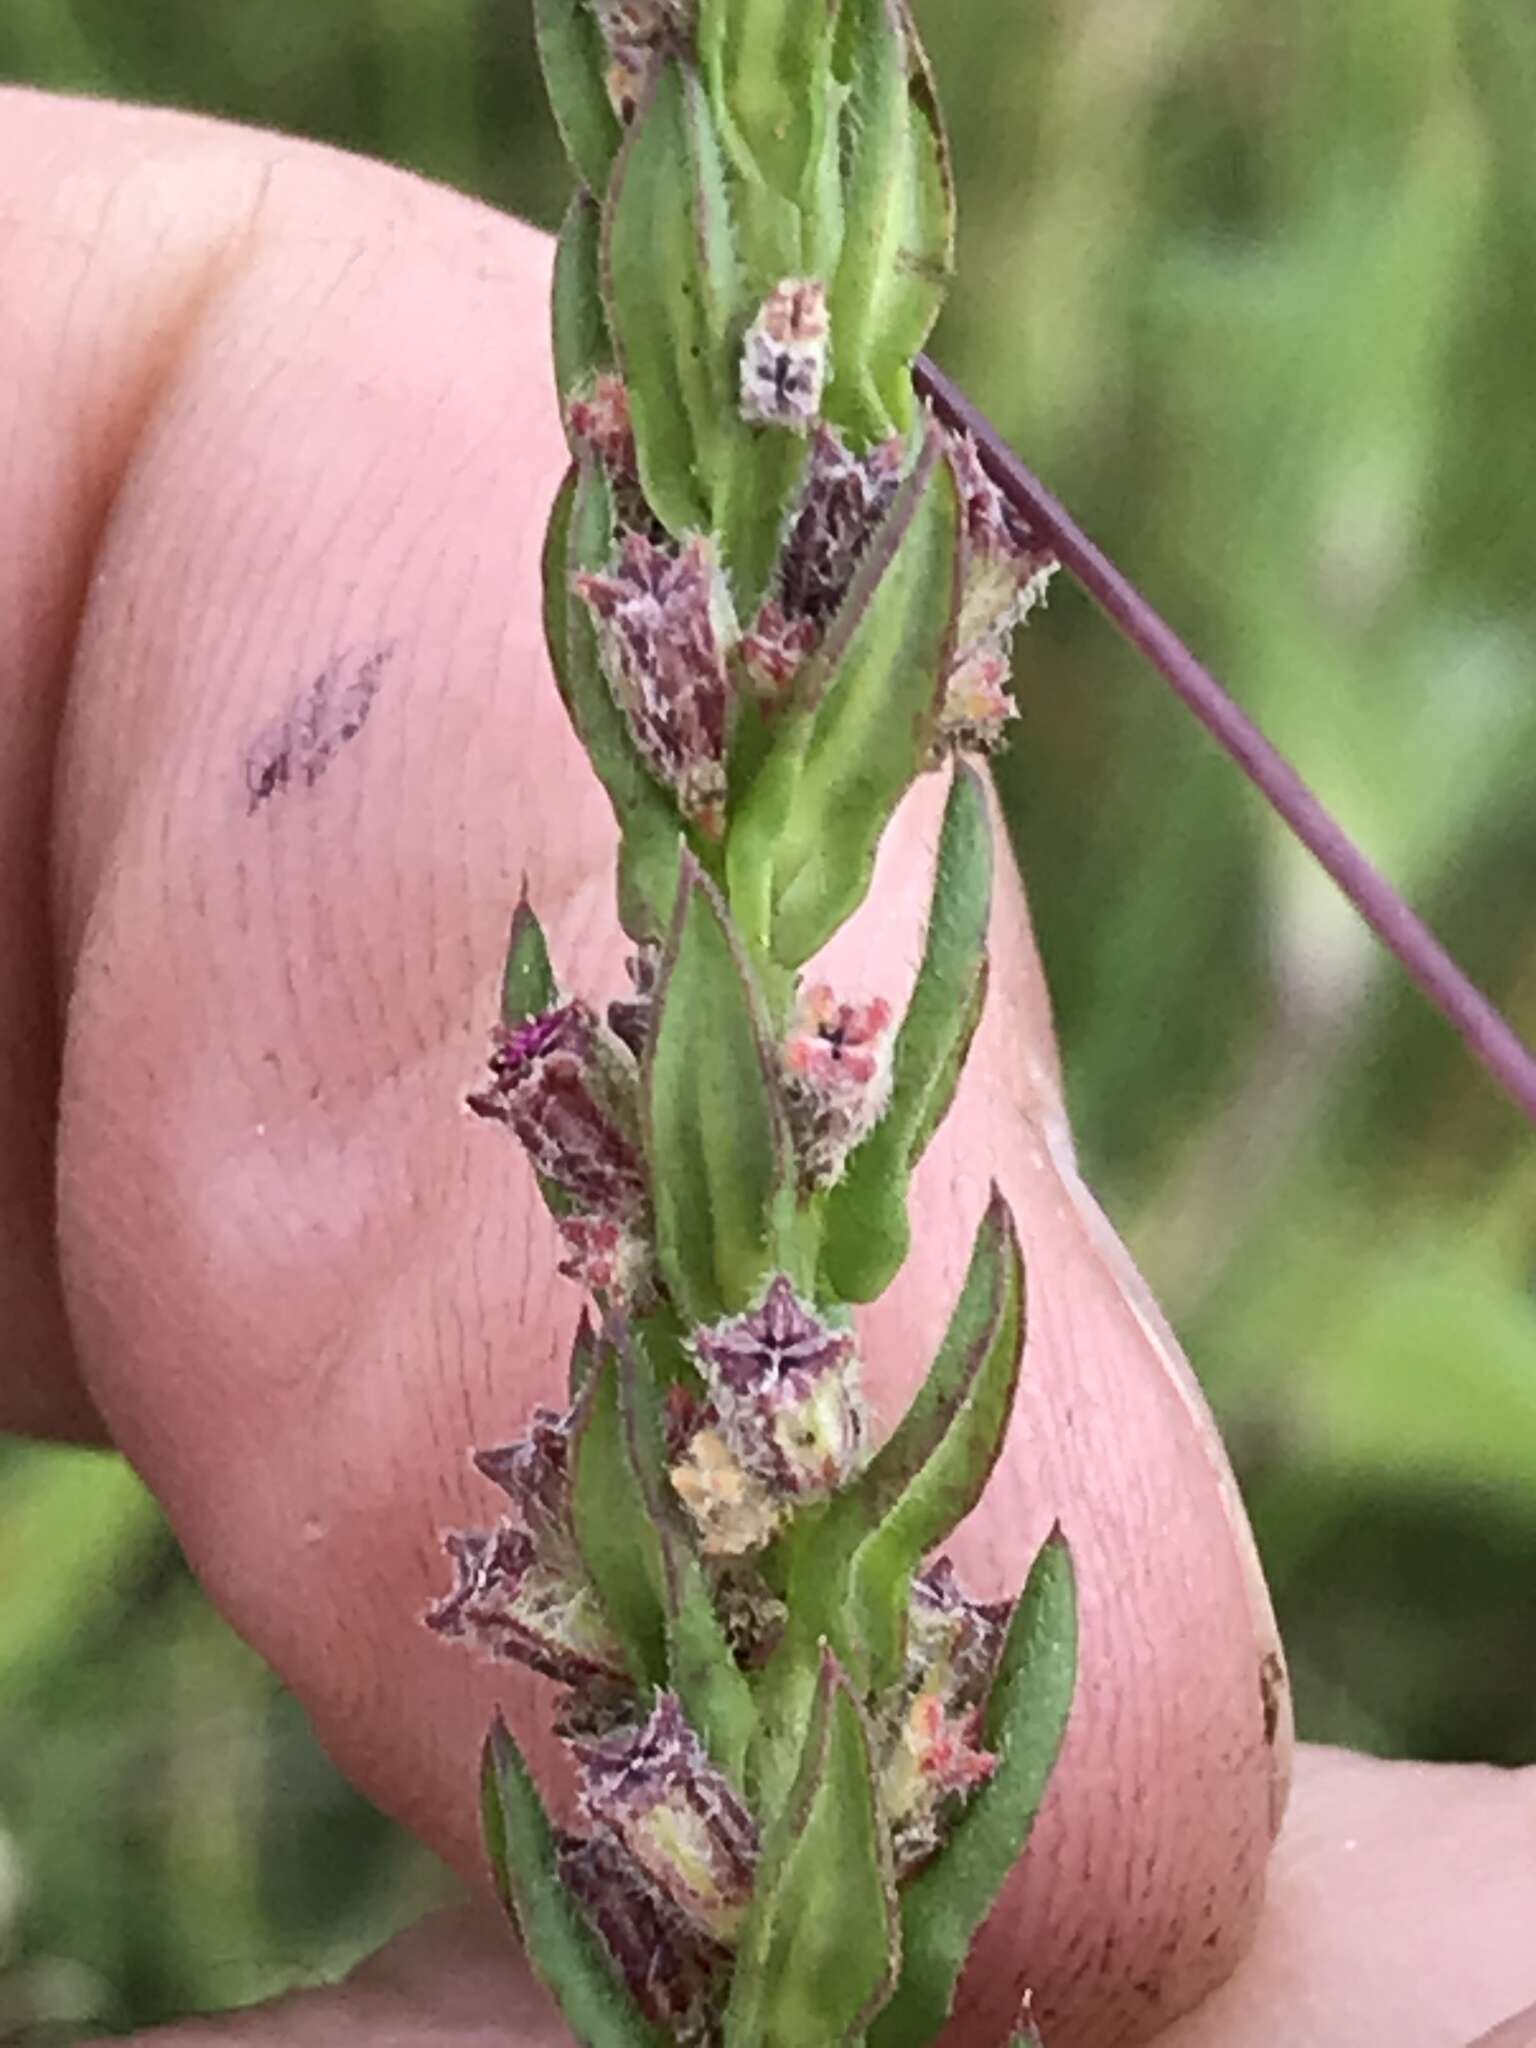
(533, 0), (623, 196)
(500, 888), (558, 1029)
(842, 1189), (1025, 1691)
(821, 757), (994, 1301)
(643, 855), (799, 1323)
(762, 426), (962, 968)
(553, 188), (614, 422)
(567, 1308), (601, 1399)
(603, 59), (747, 537)
(547, 461), (683, 940)
(725, 1651), (899, 2048)
(571, 1344), (668, 1688)
(867, 1530), (1078, 2048)
(825, 0), (954, 443)
(613, 1319), (758, 1784)
(480, 1716), (666, 2048)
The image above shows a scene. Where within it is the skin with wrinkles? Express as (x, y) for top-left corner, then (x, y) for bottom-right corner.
(0, 88), (1532, 2048)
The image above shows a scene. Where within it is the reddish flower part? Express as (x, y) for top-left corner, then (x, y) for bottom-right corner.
(467, 999), (648, 1221)
(426, 1524), (628, 1688)
(781, 981), (895, 1188)
(574, 534), (735, 832)
(935, 431), (1058, 757)
(690, 1275), (865, 1498)
(558, 1827), (727, 2039)
(576, 1692), (760, 1944)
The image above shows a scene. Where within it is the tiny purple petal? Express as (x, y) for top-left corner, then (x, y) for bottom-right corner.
(691, 1276), (865, 1498)
(426, 1524), (627, 1688)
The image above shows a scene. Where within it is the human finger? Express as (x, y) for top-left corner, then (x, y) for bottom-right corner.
(10, 91), (1284, 2045)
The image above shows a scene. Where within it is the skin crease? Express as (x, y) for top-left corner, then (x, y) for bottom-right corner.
(0, 89), (1532, 2048)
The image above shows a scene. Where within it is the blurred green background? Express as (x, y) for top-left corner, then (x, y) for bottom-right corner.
(2, 0), (1534, 2035)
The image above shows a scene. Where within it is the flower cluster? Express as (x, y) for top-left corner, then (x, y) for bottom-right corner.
(432, 0), (1081, 2037)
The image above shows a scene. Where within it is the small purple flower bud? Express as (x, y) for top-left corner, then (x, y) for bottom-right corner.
(740, 429), (906, 697)
(558, 1828), (727, 2036)
(426, 1523), (628, 1687)
(592, 0), (689, 123)
(576, 1692), (760, 1944)
(876, 1556), (1012, 1871)
(781, 981), (895, 1189)
(573, 534), (735, 834)
(473, 1406), (575, 1556)
(606, 945), (660, 1060)
(467, 999), (648, 1222)
(690, 1276), (865, 1499)
(908, 1554), (1012, 1708)
(934, 431), (1058, 757)
(739, 279), (829, 431)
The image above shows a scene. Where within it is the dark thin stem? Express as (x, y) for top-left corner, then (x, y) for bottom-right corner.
(916, 353), (1536, 1129)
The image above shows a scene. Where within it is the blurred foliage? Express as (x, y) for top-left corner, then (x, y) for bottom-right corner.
(3, 0), (1535, 2034)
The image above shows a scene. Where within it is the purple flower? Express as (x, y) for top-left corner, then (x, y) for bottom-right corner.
(573, 534), (734, 834)
(690, 1276), (865, 1498)
(875, 1556), (1012, 1871)
(426, 1523), (627, 1688)
(468, 999), (647, 1224)
(558, 1828), (727, 2038)
(575, 1692), (759, 1943)
(740, 429), (906, 697)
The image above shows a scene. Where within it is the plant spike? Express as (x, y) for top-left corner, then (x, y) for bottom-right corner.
(431, 4), (1076, 2041)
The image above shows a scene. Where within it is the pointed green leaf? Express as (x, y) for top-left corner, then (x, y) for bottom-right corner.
(500, 889), (559, 1028)
(553, 188), (614, 418)
(763, 427), (962, 967)
(533, 0), (623, 195)
(778, 1190), (1020, 1663)
(726, 1652), (899, 2048)
(567, 1308), (600, 1399)
(821, 759), (993, 1299)
(614, 1322), (758, 1783)
(546, 461), (683, 940)
(843, 1189), (1025, 1689)
(826, 0), (954, 442)
(571, 1346), (668, 1686)
(696, 0), (841, 281)
(644, 855), (797, 1322)
(868, 1532), (1078, 2048)
(480, 1718), (665, 2048)
(603, 60), (747, 536)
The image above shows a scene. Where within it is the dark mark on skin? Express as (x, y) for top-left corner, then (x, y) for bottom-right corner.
(244, 642), (397, 812)
(1259, 1648), (1287, 1747)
